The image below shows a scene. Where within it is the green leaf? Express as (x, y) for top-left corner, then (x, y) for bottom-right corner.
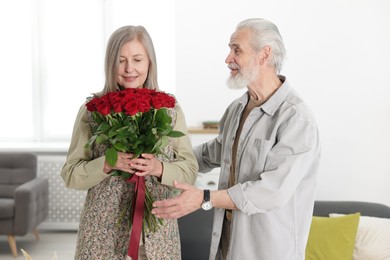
(167, 130), (185, 138)
(113, 142), (127, 152)
(115, 133), (133, 144)
(96, 134), (109, 144)
(97, 121), (110, 133)
(134, 146), (144, 157)
(157, 125), (173, 136)
(107, 125), (122, 138)
(159, 136), (169, 149)
(144, 140), (158, 153)
(84, 135), (97, 149)
(92, 111), (105, 124)
(148, 138), (162, 154)
(117, 125), (130, 133)
(109, 116), (121, 127)
(117, 112), (124, 120)
(110, 169), (121, 176)
(123, 116), (136, 126)
(105, 147), (118, 167)
(127, 124), (136, 133)
(155, 108), (172, 125)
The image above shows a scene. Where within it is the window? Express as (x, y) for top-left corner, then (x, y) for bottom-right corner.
(0, 1), (34, 141)
(0, 0), (175, 143)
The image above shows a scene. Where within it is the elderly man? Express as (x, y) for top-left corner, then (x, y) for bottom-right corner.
(152, 18), (321, 260)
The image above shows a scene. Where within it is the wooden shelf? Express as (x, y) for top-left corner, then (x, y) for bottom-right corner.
(188, 127), (218, 134)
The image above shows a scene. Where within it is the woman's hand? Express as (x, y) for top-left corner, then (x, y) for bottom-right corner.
(103, 151), (136, 174)
(130, 153), (163, 178)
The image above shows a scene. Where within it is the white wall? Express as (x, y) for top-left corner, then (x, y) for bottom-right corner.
(175, 0), (390, 206)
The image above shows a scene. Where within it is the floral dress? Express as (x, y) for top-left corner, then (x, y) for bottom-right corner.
(74, 108), (181, 260)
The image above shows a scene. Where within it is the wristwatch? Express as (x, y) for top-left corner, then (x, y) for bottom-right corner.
(201, 189), (213, 210)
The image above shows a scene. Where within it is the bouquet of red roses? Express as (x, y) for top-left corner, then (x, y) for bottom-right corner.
(84, 88), (184, 259)
(85, 88), (184, 166)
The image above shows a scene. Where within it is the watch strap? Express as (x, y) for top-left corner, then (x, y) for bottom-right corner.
(203, 189), (210, 202)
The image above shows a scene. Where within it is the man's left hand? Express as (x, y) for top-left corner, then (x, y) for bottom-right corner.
(152, 180), (203, 219)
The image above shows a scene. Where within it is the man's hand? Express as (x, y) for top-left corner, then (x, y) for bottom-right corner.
(152, 180), (203, 219)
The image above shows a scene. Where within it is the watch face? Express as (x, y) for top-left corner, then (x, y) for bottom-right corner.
(202, 201), (213, 210)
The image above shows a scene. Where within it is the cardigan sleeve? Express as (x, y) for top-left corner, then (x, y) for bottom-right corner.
(60, 103), (109, 190)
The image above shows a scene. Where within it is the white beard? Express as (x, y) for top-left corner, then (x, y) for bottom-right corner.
(226, 59), (259, 89)
(226, 74), (248, 89)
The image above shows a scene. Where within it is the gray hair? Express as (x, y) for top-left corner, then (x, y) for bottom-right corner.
(236, 18), (285, 73)
(97, 25), (159, 96)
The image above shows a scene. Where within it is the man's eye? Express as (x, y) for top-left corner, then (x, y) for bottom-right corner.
(119, 60), (126, 63)
(134, 59), (141, 62)
(234, 48), (239, 54)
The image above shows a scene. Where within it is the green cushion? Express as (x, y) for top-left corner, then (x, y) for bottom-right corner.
(306, 212), (360, 260)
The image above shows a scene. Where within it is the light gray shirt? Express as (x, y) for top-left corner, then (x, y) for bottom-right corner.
(194, 78), (321, 260)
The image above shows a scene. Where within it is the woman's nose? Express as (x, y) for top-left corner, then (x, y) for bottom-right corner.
(125, 64), (131, 73)
(124, 61), (134, 73)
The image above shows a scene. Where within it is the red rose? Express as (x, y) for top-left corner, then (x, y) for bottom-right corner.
(151, 95), (164, 109)
(108, 92), (123, 113)
(123, 100), (139, 116)
(164, 95), (175, 108)
(152, 92), (175, 108)
(122, 91), (137, 105)
(95, 95), (111, 115)
(137, 97), (151, 113)
(86, 98), (98, 112)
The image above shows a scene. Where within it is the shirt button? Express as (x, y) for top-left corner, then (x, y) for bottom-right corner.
(224, 159), (229, 164)
(212, 232), (219, 237)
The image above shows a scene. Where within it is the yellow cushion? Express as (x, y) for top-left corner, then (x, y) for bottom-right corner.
(306, 212), (360, 260)
(330, 213), (390, 259)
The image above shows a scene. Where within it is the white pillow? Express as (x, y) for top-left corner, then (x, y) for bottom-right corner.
(330, 213), (390, 260)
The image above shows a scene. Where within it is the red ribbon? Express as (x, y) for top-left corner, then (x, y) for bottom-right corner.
(125, 175), (146, 260)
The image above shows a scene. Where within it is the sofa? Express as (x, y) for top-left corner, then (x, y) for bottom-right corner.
(178, 200), (390, 260)
(308, 200), (390, 259)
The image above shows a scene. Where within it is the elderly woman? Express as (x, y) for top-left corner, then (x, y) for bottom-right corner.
(61, 25), (198, 260)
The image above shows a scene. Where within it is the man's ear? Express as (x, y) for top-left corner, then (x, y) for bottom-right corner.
(259, 46), (271, 65)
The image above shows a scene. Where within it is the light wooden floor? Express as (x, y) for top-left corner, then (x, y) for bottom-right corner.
(0, 230), (77, 260)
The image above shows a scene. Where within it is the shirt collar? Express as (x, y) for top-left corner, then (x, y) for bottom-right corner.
(238, 75), (290, 116)
(261, 76), (290, 116)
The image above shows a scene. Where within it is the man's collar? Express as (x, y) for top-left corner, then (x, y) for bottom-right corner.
(238, 75), (290, 116)
(261, 77), (290, 116)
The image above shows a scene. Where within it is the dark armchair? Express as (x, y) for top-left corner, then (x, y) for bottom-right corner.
(0, 152), (49, 257)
